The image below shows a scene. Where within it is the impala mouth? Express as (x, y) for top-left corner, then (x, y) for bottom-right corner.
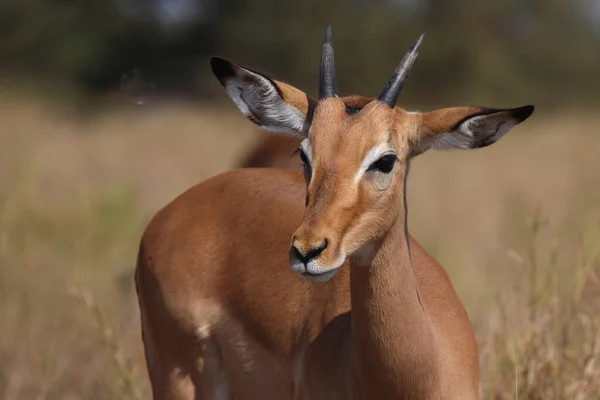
(290, 255), (345, 282)
(300, 267), (340, 282)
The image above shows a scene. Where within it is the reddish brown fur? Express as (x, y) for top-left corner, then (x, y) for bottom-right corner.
(237, 134), (301, 170)
(237, 96), (380, 170)
(136, 168), (479, 399)
(137, 60), (531, 399)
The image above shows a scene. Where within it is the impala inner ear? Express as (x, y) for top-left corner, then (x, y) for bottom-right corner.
(416, 105), (535, 153)
(210, 57), (314, 136)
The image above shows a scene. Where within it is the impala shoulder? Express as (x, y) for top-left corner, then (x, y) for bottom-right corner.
(141, 168), (304, 241)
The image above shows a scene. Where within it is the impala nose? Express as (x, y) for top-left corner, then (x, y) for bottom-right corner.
(290, 238), (328, 265)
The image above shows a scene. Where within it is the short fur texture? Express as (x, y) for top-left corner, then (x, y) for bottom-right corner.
(137, 56), (534, 399)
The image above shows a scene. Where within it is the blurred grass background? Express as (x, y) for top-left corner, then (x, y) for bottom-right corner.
(1, 0), (600, 399)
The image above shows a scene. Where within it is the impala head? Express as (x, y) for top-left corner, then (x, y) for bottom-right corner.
(211, 25), (534, 282)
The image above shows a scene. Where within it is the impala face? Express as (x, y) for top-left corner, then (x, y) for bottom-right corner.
(290, 99), (411, 281)
(211, 26), (534, 282)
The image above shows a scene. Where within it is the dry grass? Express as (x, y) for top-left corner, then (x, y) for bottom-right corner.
(1, 95), (599, 399)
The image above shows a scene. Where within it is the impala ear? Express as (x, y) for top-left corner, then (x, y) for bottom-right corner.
(210, 57), (316, 137)
(414, 105), (534, 154)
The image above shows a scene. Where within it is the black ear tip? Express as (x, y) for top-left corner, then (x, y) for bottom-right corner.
(209, 57), (235, 81)
(514, 104), (535, 121)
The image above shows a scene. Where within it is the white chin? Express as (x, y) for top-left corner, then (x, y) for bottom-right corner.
(290, 257), (345, 282)
(299, 267), (340, 282)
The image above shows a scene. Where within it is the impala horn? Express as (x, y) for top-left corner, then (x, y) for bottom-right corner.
(378, 33), (426, 108)
(319, 24), (337, 100)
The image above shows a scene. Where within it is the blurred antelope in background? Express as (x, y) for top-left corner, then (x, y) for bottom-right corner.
(135, 25), (534, 399)
(238, 133), (301, 170)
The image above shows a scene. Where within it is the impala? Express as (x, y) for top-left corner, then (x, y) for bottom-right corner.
(135, 26), (534, 399)
(238, 133), (301, 170)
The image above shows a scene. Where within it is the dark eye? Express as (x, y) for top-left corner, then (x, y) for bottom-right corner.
(296, 148), (309, 166)
(368, 154), (396, 173)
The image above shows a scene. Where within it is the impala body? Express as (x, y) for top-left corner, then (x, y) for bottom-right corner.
(135, 27), (534, 399)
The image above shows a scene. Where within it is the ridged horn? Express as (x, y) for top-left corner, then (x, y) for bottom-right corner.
(319, 24), (337, 99)
(378, 33), (426, 108)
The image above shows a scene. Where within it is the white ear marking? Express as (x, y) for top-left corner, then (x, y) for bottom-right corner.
(222, 68), (309, 136)
(226, 83), (251, 115)
(462, 115), (517, 145)
(424, 110), (522, 152)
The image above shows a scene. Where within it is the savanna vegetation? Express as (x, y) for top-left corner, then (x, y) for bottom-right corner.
(1, 97), (599, 399)
(1, 0), (600, 399)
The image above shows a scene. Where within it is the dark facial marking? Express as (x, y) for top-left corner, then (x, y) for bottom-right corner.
(345, 105), (363, 115)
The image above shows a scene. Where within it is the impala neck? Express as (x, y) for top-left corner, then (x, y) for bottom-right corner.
(348, 174), (442, 398)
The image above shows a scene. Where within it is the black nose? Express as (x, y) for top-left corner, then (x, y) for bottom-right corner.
(291, 239), (328, 264)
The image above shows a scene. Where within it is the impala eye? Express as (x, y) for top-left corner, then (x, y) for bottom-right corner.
(368, 154), (396, 173)
(294, 147), (311, 168)
(294, 147), (312, 179)
(298, 149), (309, 166)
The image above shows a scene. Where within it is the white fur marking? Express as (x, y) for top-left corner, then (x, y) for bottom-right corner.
(224, 69), (308, 135)
(290, 251), (345, 282)
(226, 83), (251, 115)
(428, 112), (518, 151)
(463, 114), (517, 143)
(354, 144), (390, 184)
(300, 138), (312, 164)
(195, 325), (212, 341)
(299, 138), (314, 179)
(192, 301), (230, 400)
